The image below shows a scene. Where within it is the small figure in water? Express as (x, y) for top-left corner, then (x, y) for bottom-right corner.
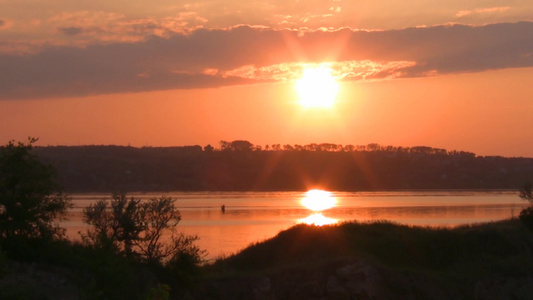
(221, 204), (226, 213)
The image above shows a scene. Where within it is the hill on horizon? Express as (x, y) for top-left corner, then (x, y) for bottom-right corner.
(33, 141), (533, 192)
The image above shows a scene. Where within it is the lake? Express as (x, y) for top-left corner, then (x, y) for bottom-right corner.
(63, 190), (525, 260)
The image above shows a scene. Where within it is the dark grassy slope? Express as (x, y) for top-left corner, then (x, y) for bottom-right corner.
(196, 219), (533, 299)
(2, 219), (532, 299)
(216, 219), (533, 273)
(219, 220), (533, 272)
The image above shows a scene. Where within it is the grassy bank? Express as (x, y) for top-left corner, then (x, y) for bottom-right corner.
(2, 218), (533, 299)
(197, 218), (533, 299)
(214, 219), (533, 273)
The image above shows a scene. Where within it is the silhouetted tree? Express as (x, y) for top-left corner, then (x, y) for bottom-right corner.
(0, 138), (70, 241)
(137, 196), (186, 262)
(82, 193), (143, 256)
(518, 182), (533, 230)
(230, 140), (253, 151)
(305, 143), (317, 151)
(82, 193), (204, 264)
(367, 143), (381, 151)
(81, 197), (118, 252)
(283, 144), (294, 151)
(219, 140), (231, 151)
(519, 182), (533, 202)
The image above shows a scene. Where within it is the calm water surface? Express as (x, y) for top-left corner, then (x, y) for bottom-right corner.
(64, 191), (525, 260)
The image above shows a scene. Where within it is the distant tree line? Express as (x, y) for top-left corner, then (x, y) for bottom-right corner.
(215, 140), (474, 155)
(33, 140), (533, 192)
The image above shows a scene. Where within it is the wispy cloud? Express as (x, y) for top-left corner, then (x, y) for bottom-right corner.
(47, 11), (208, 45)
(58, 26), (84, 36)
(223, 60), (416, 81)
(0, 22), (531, 99)
(455, 6), (510, 18)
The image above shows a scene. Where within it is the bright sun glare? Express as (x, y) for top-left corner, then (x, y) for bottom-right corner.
(299, 213), (338, 226)
(299, 189), (338, 226)
(296, 67), (339, 108)
(301, 189), (337, 211)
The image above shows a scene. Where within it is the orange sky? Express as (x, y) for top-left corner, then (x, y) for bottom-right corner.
(1, 1), (532, 157)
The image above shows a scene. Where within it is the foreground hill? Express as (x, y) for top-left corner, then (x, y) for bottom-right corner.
(193, 219), (533, 299)
(34, 142), (533, 192)
(2, 219), (532, 299)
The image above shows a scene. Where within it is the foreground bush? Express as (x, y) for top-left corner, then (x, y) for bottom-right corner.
(0, 238), (158, 299)
(0, 138), (70, 241)
(82, 193), (205, 266)
(519, 182), (533, 230)
(0, 139), (205, 298)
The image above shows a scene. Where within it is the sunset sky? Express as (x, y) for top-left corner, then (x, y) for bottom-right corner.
(1, 1), (532, 157)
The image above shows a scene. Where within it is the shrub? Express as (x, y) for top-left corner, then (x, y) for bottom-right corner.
(0, 138), (70, 241)
(519, 183), (533, 230)
(82, 193), (205, 265)
(519, 207), (533, 231)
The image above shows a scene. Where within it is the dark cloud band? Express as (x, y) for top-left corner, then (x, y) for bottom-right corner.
(0, 22), (531, 99)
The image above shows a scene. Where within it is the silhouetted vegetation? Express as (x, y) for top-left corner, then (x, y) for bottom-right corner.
(519, 182), (533, 202)
(0, 138), (70, 241)
(200, 219), (533, 299)
(2, 138), (533, 298)
(215, 220), (532, 272)
(519, 182), (533, 230)
(1, 214), (204, 299)
(34, 140), (533, 192)
(0, 140), (205, 299)
(82, 193), (205, 266)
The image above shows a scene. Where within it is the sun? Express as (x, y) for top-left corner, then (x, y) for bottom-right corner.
(301, 189), (337, 211)
(296, 67), (339, 108)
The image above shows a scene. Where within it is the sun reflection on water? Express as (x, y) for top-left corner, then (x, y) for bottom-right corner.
(299, 213), (338, 226)
(299, 189), (338, 226)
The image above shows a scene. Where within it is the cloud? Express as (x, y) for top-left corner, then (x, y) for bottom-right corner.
(47, 11), (208, 44)
(223, 60), (416, 81)
(59, 26), (84, 36)
(0, 22), (531, 99)
(456, 6), (510, 18)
